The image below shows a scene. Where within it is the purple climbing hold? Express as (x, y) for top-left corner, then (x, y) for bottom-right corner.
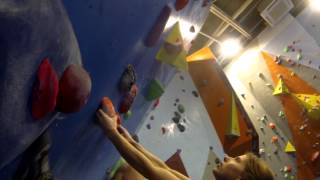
(189, 26), (195, 33)
(144, 5), (171, 47)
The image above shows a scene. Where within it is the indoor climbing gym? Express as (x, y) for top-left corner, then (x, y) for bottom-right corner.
(1, 0), (320, 180)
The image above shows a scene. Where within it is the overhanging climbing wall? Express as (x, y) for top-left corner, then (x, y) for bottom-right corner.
(0, 0), (213, 179)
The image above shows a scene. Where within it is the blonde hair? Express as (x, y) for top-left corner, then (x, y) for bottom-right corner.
(241, 153), (275, 180)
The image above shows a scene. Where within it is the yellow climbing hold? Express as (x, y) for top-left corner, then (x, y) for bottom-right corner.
(292, 94), (320, 120)
(273, 78), (290, 96)
(226, 94), (240, 137)
(285, 141), (296, 153)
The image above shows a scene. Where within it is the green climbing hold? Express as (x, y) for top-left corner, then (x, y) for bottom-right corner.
(283, 46), (289, 53)
(177, 104), (185, 113)
(124, 110), (132, 120)
(145, 79), (165, 101)
(278, 111), (285, 118)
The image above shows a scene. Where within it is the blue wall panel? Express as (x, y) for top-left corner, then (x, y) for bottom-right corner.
(0, 0), (210, 179)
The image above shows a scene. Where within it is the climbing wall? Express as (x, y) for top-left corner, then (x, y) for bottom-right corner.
(224, 9), (320, 179)
(136, 71), (224, 180)
(0, 0), (213, 179)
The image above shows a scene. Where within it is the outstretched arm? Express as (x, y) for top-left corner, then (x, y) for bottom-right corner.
(117, 126), (188, 180)
(96, 109), (183, 180)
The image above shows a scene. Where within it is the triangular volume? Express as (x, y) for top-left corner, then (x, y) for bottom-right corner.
(186, 47), (215, 62)
(202, 150), (219, 180)
(165, 22), (183, 45)
(165, 150), (189, 177)
(292, 94), (320, 120)
(273, 78), (290, 96)
(156, 22), (188, 71)
(285, 141), (296, 153)
(226, 94), (240, 137)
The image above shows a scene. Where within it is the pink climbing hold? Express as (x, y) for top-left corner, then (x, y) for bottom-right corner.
(175, 0), (189, 11)
(271, 136), (278, 143)
(153, 98), (160, 109)
(32, 58), (59, 120)
(269, 123), (276, 129)
(57, 64), (92, 113)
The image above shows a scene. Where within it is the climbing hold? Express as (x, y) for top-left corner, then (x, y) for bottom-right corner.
(175, 0), (189, 11)
(119, 84), (138, 114)
(152, 98), (160, 109)
(269, 123), (276, 129)
(57, 64), (92, 113)
(278, 111), (285, 118)
(285, 141), (296, 153)
(192, 91), (199, 98)
(124, 110), (132, 120)
(251, 105), (255, 109)
(161, 126), (166, 134)
(177, 104), (185, 113)
(150, 115), (154, 120)
(290, 72), (295, 76)
(271, 136), (278, 143)
(101, 97), (116, 117)
(144, 5), (171, 47)
(132, 134), (140, 142)
(258, 73), (264, 78)
(146, 124), (151, 130)
(297, 53), (302, 61)
(32, 58), (59, 119)
(283, 46), (289, 52)
(311, 151), (320, 162)
(172, 116), (180, 124)
(177, 123), (186, 132)
(217, 98), (224, 107)
(202, 0), (209, 7)
(313, 75), (317, 80)
(259, 148), (265, 155)
(118, 64), (136, 93)
(145, 79), (165, 101)
(241, 94), (246, 99)
(179, 75), (184, 80)
(182, 89), (186, 93)
(175, 98), (180, 103)
(273, 78), (290, 96)
(189, 25), (195, 33)
(164, 41), (183, 55)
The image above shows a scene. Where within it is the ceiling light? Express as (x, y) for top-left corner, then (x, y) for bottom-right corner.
(310, 0), (320, 11)
(220, 38), (242, 58)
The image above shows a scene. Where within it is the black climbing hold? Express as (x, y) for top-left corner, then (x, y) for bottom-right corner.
(172, 116), (180, 124)
(179, 75), (184, 80)
(146, 124), (151, 129)
(209, 146), (213, 150)
(177, 104), (185, 113)
(174, 111), (181, 119)
(118, 64), (137, 93)
(189, 26), (195, 33)
(177, 123), (185, 132)
(192, 91), (199, 98)
(150, 116), (154, 120)
(183, 118), (186, 123)
(182, 89), (186, 93)
(174, 103), (177, 106)
(175, 98), (180, 102)
(215, 158), (220, 164)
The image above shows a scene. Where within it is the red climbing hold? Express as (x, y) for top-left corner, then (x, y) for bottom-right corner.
(153, 98), (160, 109)
(57, 64), (92, 113)
(144, 5), (171, 47)
(119, 84), (138, 114)
(175, 0), (189, 11)
(32, 58), (59, 119)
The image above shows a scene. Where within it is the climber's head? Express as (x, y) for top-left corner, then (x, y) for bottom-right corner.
(213, 152), (274, 180)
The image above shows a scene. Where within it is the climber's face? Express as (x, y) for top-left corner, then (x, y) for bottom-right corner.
(213, 154), (248, 180)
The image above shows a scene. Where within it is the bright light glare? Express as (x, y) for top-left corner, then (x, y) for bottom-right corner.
(220, 39), (242, 58)
(310, 0), (320, 11)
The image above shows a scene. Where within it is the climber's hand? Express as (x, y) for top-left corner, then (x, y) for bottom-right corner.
(96, 109), (118, 137)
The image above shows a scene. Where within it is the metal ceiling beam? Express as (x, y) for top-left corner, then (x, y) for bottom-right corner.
(209, 4), (252, 39)
(213, 0), (254, 38)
